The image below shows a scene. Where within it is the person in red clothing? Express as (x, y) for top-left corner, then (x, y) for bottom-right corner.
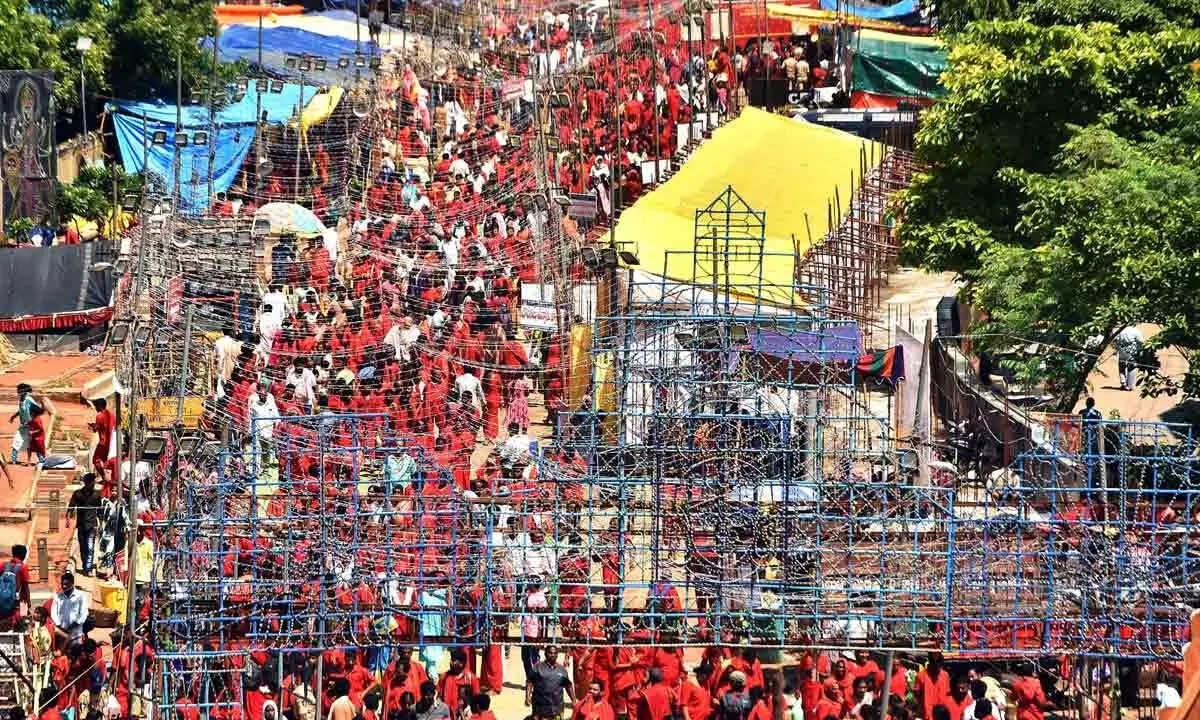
(678, 665), (713, 720)
(635, 668), (676, 720)
(175, 694), (203, 720)
(812, 681), (842, 720)
(849, 651), (885, 693)
(470, 692), (498, 720)
(609, 645), (641, 715)
(717, 648), (764, 697)
(88, 398), (114, 478)
(436, 648), (480, 718)
(746, 685), (774, 720)
(829, 659), (855, 702)
(915, 653), (951, 720)
(799, 667), (825, 720)
(37, 689), (62, 720)
(26, 406), (47, 464)
(245, 679), (279, 720)
(942, 676), (971, 720)
(1011, 663), (1050, 720)
(573, 679), (616, 720)
(649, 646), (684, 687)
(888, 662), (910, 701)
(0, 544), (32, 627)
(62, 221), (80, 245)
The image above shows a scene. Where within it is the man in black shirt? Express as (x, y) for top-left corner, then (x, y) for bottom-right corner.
(1080, 397), (1104, 488)
(67, 473), (102, 575)
(526, 645), (574, 720)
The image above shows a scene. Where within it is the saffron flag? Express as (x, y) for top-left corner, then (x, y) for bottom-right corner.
(856, 345), (905, 383)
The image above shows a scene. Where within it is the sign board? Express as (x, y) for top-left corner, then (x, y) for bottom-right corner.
(568, 192), (598, 222)
(501, 78), (525, 103)
(519, 283), (600, 329)
(520, 283), (558, 330)
(677, 120), (705, 150)
(640, 159), (672, 185)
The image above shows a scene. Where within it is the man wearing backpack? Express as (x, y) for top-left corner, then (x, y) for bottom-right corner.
(718, 672), (751, 720)
(0, 544), (31, 627)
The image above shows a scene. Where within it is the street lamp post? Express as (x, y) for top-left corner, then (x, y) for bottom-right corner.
(76, 36), (93, 162)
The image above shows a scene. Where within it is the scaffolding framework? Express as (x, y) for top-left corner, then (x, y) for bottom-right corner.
(796, 145), (919, 343)
(153, 190), (1200, 682)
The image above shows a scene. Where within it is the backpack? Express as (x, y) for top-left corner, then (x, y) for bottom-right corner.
(0, 561), (19, 614)
(718, 691), (750, 720)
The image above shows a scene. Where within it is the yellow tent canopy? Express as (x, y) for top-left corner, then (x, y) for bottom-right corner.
(614, 107), (877, 308)
(765, 2), (924, 34)
(856, 27), (943, 46)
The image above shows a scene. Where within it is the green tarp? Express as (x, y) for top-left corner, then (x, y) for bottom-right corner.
(850, 29), (948, 99)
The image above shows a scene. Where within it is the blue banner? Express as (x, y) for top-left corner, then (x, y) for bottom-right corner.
(819, 0), (919, 19)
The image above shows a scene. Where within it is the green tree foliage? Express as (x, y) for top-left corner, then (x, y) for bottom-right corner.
(902, 22), (1200, 273)
(964, 126), (1200, 407)
(933, 0), (1013, 33)
(1021, 0), (1200, 32)
(5, 0), (219, 109)
(56, 164), (144, 228)
(0, 0), (72, 103)
(900, 0), (1200, 407)
(106, 0), (222, 102)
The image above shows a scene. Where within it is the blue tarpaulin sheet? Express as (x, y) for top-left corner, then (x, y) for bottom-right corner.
(819, 0), (919, 19)
(112, 81), (320, 127)
(206, 25), (379, 83)
(113, 113), (253, 214)
(111, 82), (320, 213)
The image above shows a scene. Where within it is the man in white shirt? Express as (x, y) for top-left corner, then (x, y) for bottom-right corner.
(213, 328), (241, 383)
(454, 370), (483, 411)
(293, 359), (318, 411)
(249, 387), (280, 456)
(785, 682), (805, 720)
(439, 234), (460, 267)
(500, 423), (533, 466)
(448, 154), (471, 178)
(120, 457), (152, 494)
(963, 679), (1003, 720)
(384, 315), (421, 362)
(410, 192), (432, 213)
(509, 527), (556, 580)
(51, 572), (89, 645)
(257, 303), (282, 362)
(262, 285), (288, 323)
(1156, 676), (1182, 709)
(1115, 325), (1144, 390)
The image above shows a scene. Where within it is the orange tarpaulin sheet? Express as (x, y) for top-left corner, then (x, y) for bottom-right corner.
(850, 90), (935, 109)
(215, 3), (303, 22)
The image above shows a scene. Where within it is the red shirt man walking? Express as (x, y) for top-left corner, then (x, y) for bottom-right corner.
(89, 398), (114, 479)
(0, 544), (31, 626)
(573, 680), (616, 720)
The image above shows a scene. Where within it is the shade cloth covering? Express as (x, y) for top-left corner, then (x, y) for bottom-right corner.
(850, 28), (947, 99)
